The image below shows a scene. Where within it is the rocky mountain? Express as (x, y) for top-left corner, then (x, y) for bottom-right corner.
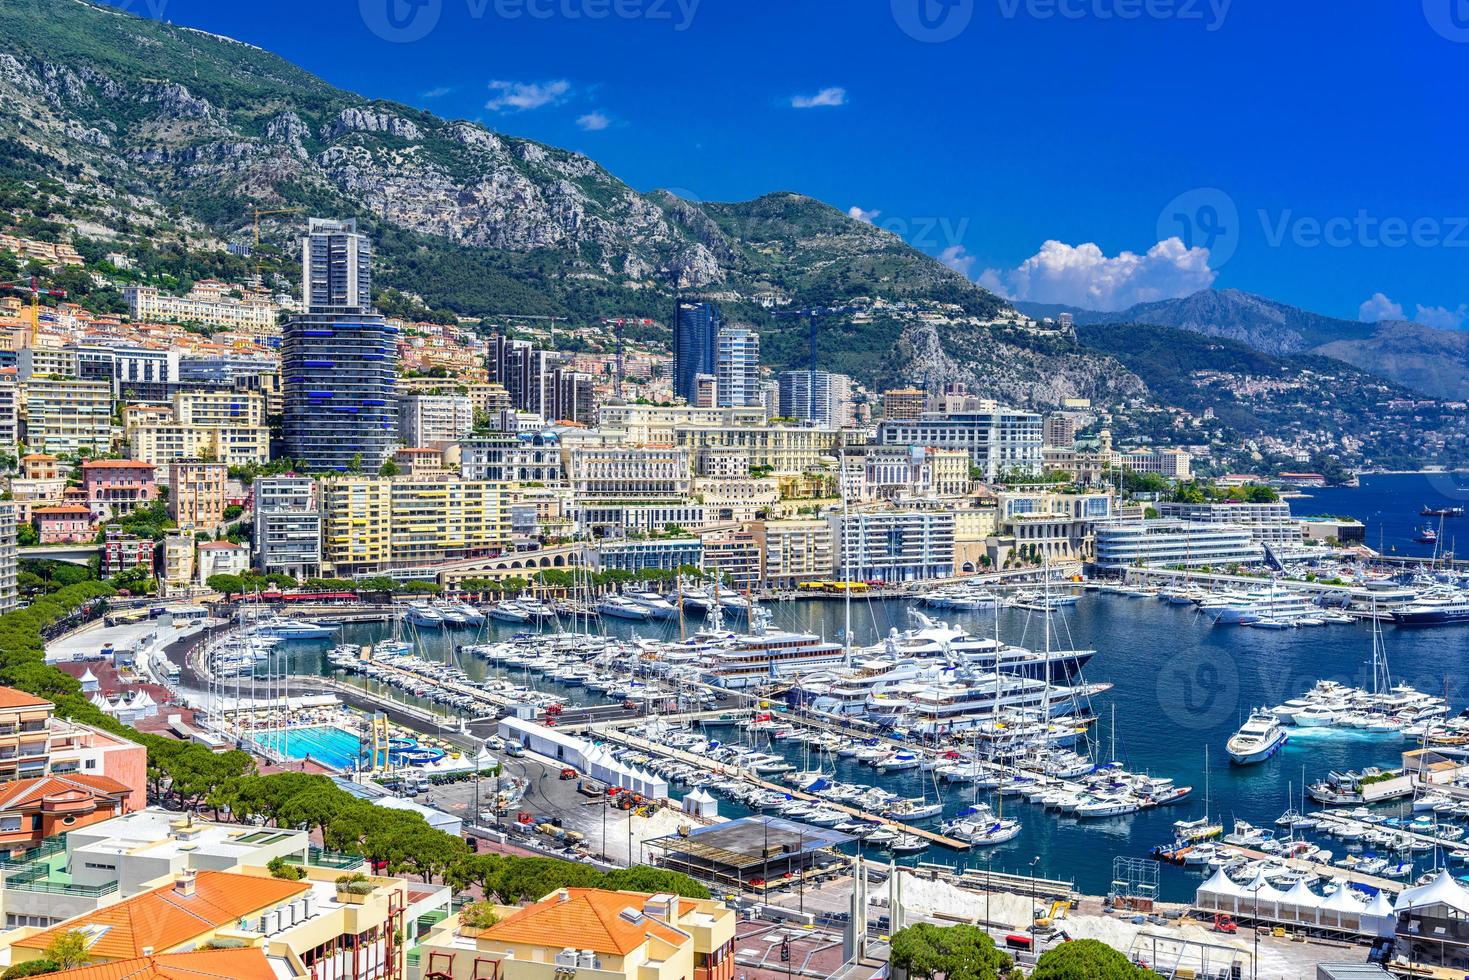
(1017, 288), (1469, 400)
(0, 0), (1147, 404)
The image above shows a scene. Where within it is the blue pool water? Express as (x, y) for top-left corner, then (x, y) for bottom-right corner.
(255, 726), (365, 771)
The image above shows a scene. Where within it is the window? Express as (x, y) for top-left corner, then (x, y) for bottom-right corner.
(0, 815), (20, 832)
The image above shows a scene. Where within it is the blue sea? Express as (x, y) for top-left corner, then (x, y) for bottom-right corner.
(255, 472), (1469, 900)
(1299, 471), (1469, 558)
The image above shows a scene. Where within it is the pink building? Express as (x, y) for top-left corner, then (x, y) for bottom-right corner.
(32, 505), (95, 544)
(81, 460), (157, 518)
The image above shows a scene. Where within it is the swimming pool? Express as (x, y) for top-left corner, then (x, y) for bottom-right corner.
(254, 726), (364, 772)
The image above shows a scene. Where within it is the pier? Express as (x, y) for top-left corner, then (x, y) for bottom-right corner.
(591, 725), (974, 851)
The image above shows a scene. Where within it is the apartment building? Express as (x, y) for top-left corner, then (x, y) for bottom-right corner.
(168, 462), (228, 532)
(1093, 519), (1264, 570)
(17, 347), (81, 381)
(319, 477), (509, 576)
(828, 510), (956, 583)
(700, 526), (764, 592)
(694, 477), (780, 523)
(458, 433), (565, 484)
(841, 446), (972, 501)
(102, 526), (155, 576)
(0, 501), (15, 613)
(129, 423), (270, 467)
(574, 502), (706, 537)
(1158, 500), (1298, 550)
(0, 374), (19, 449)
(160, 535), (196, 594)
(197, 541), (249, 583)
(123, 283), (278, 333)
(81, 460), (157, 518)
(397, 393), (473, 449)
(0, 687), (145, 806)
(762, 519), (836, 588)
(593, 538), (703, 575)
(569, 446), (692, 500)
(19, 452), (62, 480)
(881, 387), (927, 420)
(173, 390), (267, 427)
(33, 505), (95, 544)
(253, 477), (322, 578)
(996, 491), (1114, 563)
(672, 425), (852, 475)
(875, 408), (1044, 481)
(0, 773), (133, 858)
(595, 404), (766, 445)
(19, 378), (112, 455)
(416, 889), (736, 980)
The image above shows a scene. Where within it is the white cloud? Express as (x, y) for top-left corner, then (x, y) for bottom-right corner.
(939, 245), (975, 277)
(1358, 292), (1405, 322)
(791, 87), (847, 109)
(486, 79), (571, 113)
(847, 206), (879, 224)
(1415, 303), (1468, 330)
(421, 86), (453, 99)
(576, 111), (612, 132)
(978, 238), (1216, 311)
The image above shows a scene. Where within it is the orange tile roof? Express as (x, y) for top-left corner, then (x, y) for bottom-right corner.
(46, 948), (276, 980)
(15, 870), (311, 959)
(482, 889), (687, 956)
(34, 505), (94, 516)
(0, 773), (132, 810)
(0, 686), (53, 710)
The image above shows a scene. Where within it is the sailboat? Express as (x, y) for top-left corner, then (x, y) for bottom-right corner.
(1175, 749), (1223, 842)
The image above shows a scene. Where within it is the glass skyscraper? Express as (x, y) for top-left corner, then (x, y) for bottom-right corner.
(673, 300), (722, 404)
(281, 219), (398, 471)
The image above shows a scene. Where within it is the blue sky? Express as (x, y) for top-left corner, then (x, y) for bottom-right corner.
(116, 0), (1465, 323)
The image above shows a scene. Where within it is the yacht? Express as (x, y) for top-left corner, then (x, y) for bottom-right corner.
(597, 596), (653, 621)
(1210, 591), (1316, 626)
(629, 592), (681, 621)
(1392, 593), (1469, 626)
(942, 808), (1021, 846)
(253, 617), (338, 640)
(1226, 711), (1288, 765)
(695, 609), (847, 690)
(404, 603), (446, 628)
(488, 601), (532, 624)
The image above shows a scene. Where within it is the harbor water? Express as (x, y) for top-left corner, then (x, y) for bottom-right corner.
(270, 586), (1467, 902)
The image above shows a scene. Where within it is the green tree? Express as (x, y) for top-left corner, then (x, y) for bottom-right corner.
(1, 960), (59, 980)
(1030, 939), (1149, 980)
(43, 931), (89, 970)
(601, 866), (710, 899)
(890, 923), (1011, 980)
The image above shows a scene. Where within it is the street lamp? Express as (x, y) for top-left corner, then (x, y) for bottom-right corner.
(1029, 856), (1041, 931)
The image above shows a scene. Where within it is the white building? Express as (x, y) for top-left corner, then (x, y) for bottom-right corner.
(252, 476), (321, 578)
(123, 284), (278, 333)
(876, 408), (1044, 481)
(1094, 519), (1264, 570)
(397, 393), (473, 449)
(568, 446), (692, 500)
(715, 326), (760, 408)
(196, 541), (249, 584)
(1158, 500), (1297, 551)
(828, 510), (955, 582)
(778, 370), (855, 427)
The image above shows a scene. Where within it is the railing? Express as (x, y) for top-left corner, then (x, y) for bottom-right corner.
(0, 835), (68, 870)
(4, 868), (117, 898)
(284, 845), (365, 870)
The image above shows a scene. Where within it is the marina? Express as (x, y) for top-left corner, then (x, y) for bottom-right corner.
(191, 572), (1468, 902)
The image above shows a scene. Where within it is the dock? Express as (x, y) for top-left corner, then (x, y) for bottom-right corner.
(593, 726), (974, 851)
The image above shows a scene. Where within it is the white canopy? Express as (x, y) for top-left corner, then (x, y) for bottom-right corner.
(1396, 869), (1469, 915)
(1363, 889), (1399, 938)
(1198, 867), (1249, 900)
(1280, 878), (1322, 920)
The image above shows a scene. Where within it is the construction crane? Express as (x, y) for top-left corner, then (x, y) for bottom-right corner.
(250, 206), (303, 287)
(0, 277), (67, 347)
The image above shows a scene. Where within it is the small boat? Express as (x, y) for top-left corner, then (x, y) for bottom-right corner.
(887, 834), (930, 854)
(1227, 711), (1289, 765)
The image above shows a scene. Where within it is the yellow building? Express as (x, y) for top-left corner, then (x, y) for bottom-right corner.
(160, 535), (196, 594)
(761, 519), (836, 588)
(319, 477), (509, 576)
(417, 889), (736, 980)
(169, 461), (227, 531)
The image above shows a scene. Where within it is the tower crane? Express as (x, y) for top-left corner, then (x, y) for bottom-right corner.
(0, 277), (67, 347)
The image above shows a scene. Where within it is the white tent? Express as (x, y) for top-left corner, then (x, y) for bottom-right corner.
(1279, 878), (1323, 926)
(1396, 869), (1469, 914)
(1196, 867), (1251, 913)
(1363, 889), (1398, 938)
(1320, 881), (1367, 931)
(1239, 872), (1287, 919)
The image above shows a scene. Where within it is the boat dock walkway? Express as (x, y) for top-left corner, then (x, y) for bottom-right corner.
(1313, 810), (1469, 856)
(1214, 843), (1404, 894)
(589, 725), (974, 852)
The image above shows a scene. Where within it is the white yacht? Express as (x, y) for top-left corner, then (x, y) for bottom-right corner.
(1227, 711), (1289, 765)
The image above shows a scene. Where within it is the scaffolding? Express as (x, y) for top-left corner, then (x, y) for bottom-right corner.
(1125, 931), (1249, 980)
(1110, 856), (1160, 912)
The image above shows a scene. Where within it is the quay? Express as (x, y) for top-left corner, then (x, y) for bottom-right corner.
(591, 725), (974, 851)
(1314, 810), (1469, 855)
